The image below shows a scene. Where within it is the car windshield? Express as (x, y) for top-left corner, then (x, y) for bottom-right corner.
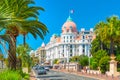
(39, 67), (44, 69)
(45, 66), (49, 68)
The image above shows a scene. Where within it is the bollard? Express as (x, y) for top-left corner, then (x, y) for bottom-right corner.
(112, 74), (114, 79)
(100, 74), (102, 77)
(105, 73), (108, 77)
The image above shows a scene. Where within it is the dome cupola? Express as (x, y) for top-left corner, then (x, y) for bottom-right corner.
(62, 16), (77, 33)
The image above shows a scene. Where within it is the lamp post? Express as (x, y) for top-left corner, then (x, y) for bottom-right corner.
(39, 53), (41, 65)
(58, 49), (60, 70)
(88, 51), (90, 72)
(59, 50), (60, 61)
(88, 42), (92, 73)
(67, 44), (70, 71)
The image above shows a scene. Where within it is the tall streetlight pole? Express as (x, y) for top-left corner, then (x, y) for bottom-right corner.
(67, 44), (70, 71)
(59, 48), (60, 61)
(88, 38), (91, 72)
(88, 48), (90, 71)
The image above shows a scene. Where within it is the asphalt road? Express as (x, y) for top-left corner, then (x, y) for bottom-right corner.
(35, 70), (98, 80)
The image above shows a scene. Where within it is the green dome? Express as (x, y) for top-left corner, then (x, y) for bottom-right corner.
(67, 16), (72, 22)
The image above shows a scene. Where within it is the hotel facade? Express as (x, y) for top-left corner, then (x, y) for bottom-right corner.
(45, 16), (96, 65)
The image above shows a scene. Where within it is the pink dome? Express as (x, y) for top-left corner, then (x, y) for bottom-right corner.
(62, 16), (77, 33)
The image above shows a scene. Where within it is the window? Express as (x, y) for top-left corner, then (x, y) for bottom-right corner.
(67, 29), (69, 32)
(70, 26), (72, 29)
(70, 36), (72, 39)
(70, 49), (72, 53)
(77, 49), (79, 52)
(67, 36), (68, 39)
(83, 49), (85, 53)
(82, 40), (84, 42)
(83, 45), (85, 48)
(83, 36), (85, 39)
(64, 26), (66, 29)
(64, 36), (65, 39)
(62, 54), (64, 57)
(70, 45), (72, 48)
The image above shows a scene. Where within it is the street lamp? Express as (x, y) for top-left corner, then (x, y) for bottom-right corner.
(67, 44), (70, 71)
(58, 49), (60, 69)
(88, 42), (91, 72)
(59, 50), (60, 61)
(88, 50), (90, 71)
(39, 53), (41, 65)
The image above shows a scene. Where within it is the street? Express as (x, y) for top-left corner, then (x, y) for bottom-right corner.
(35, 70), (98, 80)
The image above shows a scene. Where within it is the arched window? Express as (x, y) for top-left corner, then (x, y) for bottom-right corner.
(67, 29), (69, 32)
(64, 26), (66, 29)
(70, 26), (72, 29)
(83, 36), (85, 39)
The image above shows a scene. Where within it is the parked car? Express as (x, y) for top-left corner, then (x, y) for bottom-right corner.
(33, 64), (40, 70)
(37, 66), (46, 75)
(44, 66), (50, 71)
(45, 65), (53, 69)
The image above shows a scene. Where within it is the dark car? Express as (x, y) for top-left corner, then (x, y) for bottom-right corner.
(37, 66), (46, 75)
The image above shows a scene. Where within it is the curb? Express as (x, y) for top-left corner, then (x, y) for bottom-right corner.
(52, 69), (105, 80)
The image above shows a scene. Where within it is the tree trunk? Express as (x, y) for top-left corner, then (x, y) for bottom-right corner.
(110, 38), (114, 57)
(100, 40), (103, 50)
(8, 35), (17, 70)
(23, 34), (26, 46)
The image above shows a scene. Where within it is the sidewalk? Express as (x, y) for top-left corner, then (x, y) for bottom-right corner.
(30, 70), (36, 80)
(52, 69), (120, 80)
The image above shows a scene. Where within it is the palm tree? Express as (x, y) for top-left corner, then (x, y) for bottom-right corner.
(0, 34), (16, 68)
(0, 53), (4, 68)
(106, 16), (120, 57)
(95, 16), (120, 57)
(0, 0), (48, 70)
(16, 44), (32, 68)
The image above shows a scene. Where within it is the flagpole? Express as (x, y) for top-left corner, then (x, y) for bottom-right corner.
(69, 9), (74, 17)
(69, 10), (70, 17)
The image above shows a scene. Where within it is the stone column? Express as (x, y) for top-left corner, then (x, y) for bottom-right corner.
(108, 55), (120, 76)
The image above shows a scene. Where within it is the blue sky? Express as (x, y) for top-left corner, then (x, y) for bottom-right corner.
(17, 0), (120, 50)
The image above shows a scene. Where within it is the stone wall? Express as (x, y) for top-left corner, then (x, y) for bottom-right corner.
(65, 63), (80, 72)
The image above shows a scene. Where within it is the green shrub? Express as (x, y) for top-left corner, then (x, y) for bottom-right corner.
(99, 56), (110, 74)
(117, 68), (120, 72)
(53, 59), (58, 64)
(24, 74), (30, 80)
(0, 69), (30, 80)
(78, 55), (88, 67)
(17, 69), (30, 80)
(0, 70), (22, 80)
(21, 72), (30, 80)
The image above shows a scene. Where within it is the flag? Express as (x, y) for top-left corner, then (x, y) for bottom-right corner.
(70, 10), (74, 14)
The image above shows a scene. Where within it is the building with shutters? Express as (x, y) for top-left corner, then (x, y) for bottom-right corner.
(45, 16), (96, 65)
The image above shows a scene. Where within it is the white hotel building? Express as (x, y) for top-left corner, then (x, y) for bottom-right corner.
(45, 16), (96, 65)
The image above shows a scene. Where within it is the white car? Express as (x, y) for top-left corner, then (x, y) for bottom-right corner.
(44, 66), (50, 71)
